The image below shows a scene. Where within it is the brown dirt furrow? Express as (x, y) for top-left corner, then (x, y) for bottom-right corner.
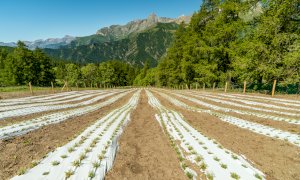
(0, 91), (123, 127)
(106, 90), (187, 180)
(152, 90), (300, 180)
(0, 91), (134, 180)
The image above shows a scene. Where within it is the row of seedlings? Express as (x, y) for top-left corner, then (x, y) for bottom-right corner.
(217, 93), (300, 108)
(228, 93), (300, 106)
(0, 90), (134, 140)
(0, 91), (110, 112)
(156, 91), (300, 147)
(0, 90), (125, 119)
(12, 90), (140, 180)
(184, 91), (300, 117)
(170, 90), (300, 125)
(0, 90), (81, 106)
(146, 90), (265, 180)
(196, 93), (300, 113)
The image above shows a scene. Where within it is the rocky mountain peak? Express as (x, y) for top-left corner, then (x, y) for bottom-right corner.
(95, 13), (191, 39)
(147, 13), (158, 23)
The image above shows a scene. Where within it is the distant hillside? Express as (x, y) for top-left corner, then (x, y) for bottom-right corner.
(0, 35), (75, 50)
(1, 13), (190, 66)
(44, 22), (179, 66)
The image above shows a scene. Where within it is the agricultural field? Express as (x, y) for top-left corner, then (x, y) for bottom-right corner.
(0, 88), (299, 180)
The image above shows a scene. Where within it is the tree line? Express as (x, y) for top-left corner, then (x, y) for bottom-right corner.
(134, 0), (300, 92)
(0, 42), (139, 87)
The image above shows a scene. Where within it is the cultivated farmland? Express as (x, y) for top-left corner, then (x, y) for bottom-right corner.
(0, 88), (299, 180)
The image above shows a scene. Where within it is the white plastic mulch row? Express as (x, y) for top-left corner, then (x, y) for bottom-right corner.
(198, 93), (300, 112)
(172, 91), (300, 125)
(0, 91), (123, 120)
(0, 90), (133, 140)
(26, 90), (107, 103)
(0, 90), (107, 107)
(146, 90), (265, 180)
(184, 92), (300, 117)
(0, 91), (109, 112)
(218, 93), (300, 108)
(156, 91), (300, 147)
(12, 90), (141, 180)
(231, 93), (300, 106)
(0, 91), (80, 106)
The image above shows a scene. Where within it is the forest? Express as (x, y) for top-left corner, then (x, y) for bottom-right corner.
(0, 42), (139, 87)
(135, 0), (300, 92)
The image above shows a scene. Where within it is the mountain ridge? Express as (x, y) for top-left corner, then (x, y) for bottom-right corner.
(0, 13), (190, 50)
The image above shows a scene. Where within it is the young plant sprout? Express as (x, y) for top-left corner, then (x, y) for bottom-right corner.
(61, 154), (68, 159)
(72, 160), (80, 167)
(88, 171), (95, 178)
(51, 161), (60, 166)
(42, 171), (50, 176)
(230, 172), (240, 180)
(65, 170), (74, 179)
(93, 161), (100, 168)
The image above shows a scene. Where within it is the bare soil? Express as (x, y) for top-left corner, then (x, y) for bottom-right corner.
(106, 90), (187, 180)
(0, 91), (134, 180)
(152, 90), (300, 180)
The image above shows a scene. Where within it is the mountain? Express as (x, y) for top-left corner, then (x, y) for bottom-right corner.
(43, 13), (190, 66)
(1, 13), (190, 66)
(44, 22), (179, 66)
(0, 35), (75, 50)
(95, 13), (190, 40)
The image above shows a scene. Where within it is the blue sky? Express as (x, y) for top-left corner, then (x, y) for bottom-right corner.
(0, 0), (202, 42)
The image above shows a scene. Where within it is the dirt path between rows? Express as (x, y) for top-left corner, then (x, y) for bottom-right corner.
(152, 90), (300, 180)
(0, 91), (134, 180)
(106, 90), (187, 180)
